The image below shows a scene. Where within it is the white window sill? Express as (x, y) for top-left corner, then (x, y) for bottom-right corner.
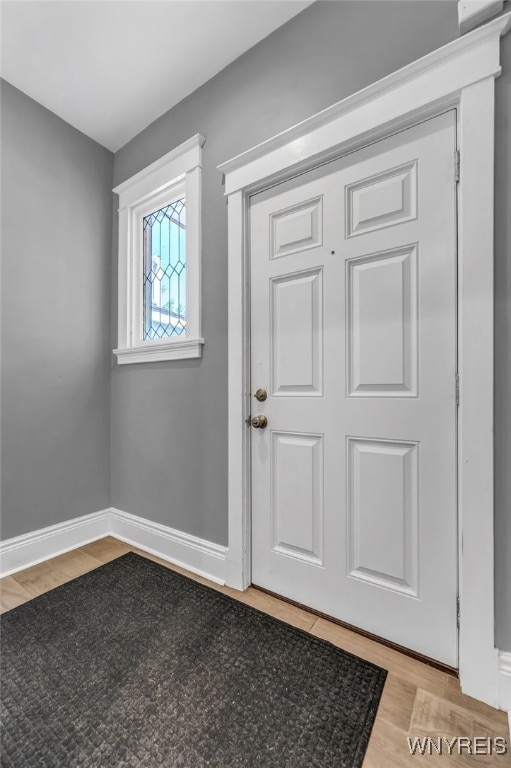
(113, 338), (204, 364)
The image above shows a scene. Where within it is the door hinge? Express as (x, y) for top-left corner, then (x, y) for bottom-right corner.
(455, 150), (460, 183)
(457, 596), (460, 629)
(455, 374), (460, 406)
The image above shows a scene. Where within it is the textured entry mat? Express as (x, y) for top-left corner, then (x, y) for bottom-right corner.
(1, 552), (386, 767)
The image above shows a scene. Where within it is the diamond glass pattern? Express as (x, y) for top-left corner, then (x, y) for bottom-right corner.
(143, 198), (186, 340)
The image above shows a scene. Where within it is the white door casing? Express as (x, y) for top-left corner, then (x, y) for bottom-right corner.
(250, 113), (458, 666)
(220, 13), (511, 706)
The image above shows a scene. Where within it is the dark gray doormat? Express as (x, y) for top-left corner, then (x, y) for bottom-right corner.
(1, 552), (387, 767)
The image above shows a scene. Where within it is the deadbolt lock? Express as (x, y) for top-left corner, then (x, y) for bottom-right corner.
(254, 388), (267, 402)
(251, 415), (268, 429)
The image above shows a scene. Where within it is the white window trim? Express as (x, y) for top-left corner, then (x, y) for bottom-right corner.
(113, 134), (205, 364)
(218, 12), (511, 709)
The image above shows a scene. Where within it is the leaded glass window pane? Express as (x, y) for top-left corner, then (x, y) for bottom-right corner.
(143, 198), (186, 340)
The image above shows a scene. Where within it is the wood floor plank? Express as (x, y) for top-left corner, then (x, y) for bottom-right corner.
(444, 677), (509, 729)
(376, 673), (418, 732)
(411, 688), (510, 739)
(222, 585), (318, 632)
(310, 616), (448, 697)
(79, 536), (131, 564)
(9, 549), (103, 599)
(363, 717), (429, 768)
(3, 536), (508, 768)
(0, 575), (32, 613)
(409, 688), (511, 765)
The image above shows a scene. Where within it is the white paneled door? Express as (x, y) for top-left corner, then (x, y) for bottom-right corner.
(250, 112), (458, 666)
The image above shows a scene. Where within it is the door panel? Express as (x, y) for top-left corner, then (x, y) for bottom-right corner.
(271, 431), (324, 565)
(346, 161), (417, 237)
(250, 111), (458, 666)
(271, 268), (323, 396)
(271, 196), (323, 258)
(347, 245), (418, 396)
(347, 437), (419, 597)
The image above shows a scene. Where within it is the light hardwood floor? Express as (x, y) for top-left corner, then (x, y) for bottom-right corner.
(1, 537), (509, 766)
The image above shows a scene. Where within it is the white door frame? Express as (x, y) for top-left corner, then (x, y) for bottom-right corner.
(218, 12), (511, 707)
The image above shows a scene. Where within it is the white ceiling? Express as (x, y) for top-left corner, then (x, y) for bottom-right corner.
(1, 0), (313, 151)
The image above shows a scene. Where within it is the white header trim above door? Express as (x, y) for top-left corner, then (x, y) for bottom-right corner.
(219, 13), (511, 709)
(219, 12), (510, 195)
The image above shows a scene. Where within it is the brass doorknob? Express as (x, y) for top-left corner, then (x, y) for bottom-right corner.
(254, 388), (267, 402)
(251, 415), (268, 429)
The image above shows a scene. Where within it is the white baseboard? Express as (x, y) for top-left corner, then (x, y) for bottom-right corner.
(0, 510), (111, 578)
(0, 507), (228, 586)
(498, 652), (511, 712)
(109, 508), (227, 585)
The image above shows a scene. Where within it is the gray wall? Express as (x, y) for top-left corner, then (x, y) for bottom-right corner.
(111, 3), (460, 538)
(494, 30), (511, 652)
(1, 81), (113, 539)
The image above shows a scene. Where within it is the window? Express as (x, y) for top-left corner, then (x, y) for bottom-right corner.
(113, 134), (204, 363)
(143, 198), (186, 340)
